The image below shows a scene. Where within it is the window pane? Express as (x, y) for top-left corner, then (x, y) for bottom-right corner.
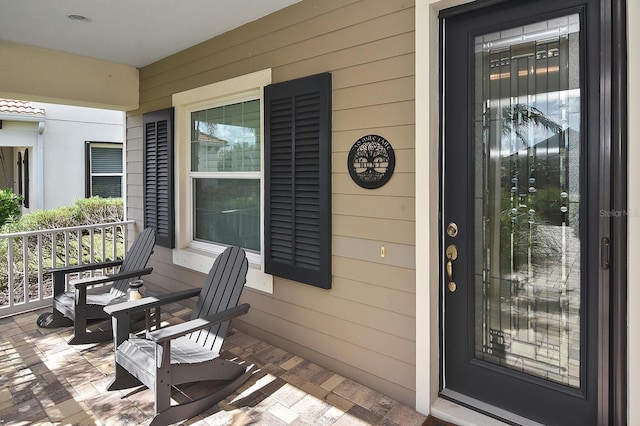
(92, 176), (122, 198)
(193, 178), (260, 251)
(191, 99), (260, 172)
(91, 146), (123, 173)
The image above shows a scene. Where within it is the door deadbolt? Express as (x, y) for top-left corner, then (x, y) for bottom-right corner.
(446, 222), (459, 238)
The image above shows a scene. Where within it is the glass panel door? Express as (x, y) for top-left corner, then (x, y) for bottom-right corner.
(441, 0), (602, 423)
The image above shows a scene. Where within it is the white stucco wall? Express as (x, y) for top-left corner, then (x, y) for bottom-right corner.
(0, 121), (39, 150)
(31, 102), (125, 209)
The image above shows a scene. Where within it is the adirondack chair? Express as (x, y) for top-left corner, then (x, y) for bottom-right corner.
(104, 245), (255, 426)
(37, 227), (155, 345)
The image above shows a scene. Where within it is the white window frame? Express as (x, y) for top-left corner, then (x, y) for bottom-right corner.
(88, 142), (123, 198)
(172, 69), (273, 293)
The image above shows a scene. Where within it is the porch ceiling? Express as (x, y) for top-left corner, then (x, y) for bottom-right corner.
(0, 0), (301, 68)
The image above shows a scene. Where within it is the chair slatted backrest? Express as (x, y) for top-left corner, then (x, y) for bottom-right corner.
(189, 246), (248, 354)
(109, 227), (156, 296)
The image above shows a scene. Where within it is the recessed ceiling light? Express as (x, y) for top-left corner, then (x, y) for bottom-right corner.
(67, 14), (92, 22)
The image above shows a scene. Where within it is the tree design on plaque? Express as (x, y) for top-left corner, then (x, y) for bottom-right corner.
(347, 135), (395, 189)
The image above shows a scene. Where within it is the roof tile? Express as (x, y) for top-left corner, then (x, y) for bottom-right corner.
(0, 99), (45, 117)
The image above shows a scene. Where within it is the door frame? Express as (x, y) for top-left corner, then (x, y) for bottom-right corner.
(413, 0), (627, 423)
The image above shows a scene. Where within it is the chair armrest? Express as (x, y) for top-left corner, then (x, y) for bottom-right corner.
(51, 260), (126, 296)
(72, 267), (153, 290)
(104, 288), (202, 316)
(147, 303), (250, 343)
(48, 260), (123, 275)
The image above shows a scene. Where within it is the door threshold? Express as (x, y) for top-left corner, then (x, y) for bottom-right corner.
(434, 392), (544, 426)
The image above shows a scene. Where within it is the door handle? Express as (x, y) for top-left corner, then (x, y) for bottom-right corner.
(446, 244), (458, 292)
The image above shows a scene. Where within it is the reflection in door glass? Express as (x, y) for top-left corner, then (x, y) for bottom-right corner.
(473, 14), (581, 388)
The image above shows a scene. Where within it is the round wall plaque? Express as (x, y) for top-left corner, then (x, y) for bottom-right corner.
(347, 134), (395, 189)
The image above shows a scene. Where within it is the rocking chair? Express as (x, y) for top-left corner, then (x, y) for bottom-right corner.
(37, 227), (155, 344)
(104, 245), (255, 426)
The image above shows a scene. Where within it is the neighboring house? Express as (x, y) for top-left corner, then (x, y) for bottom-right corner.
(0, 1), (638, 425)
(0, 99), (124, 212)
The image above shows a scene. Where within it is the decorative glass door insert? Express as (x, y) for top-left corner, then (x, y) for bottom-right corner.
(473, 14), (581, 387)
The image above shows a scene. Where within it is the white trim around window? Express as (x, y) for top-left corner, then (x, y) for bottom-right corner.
(172, 69), (273, 293)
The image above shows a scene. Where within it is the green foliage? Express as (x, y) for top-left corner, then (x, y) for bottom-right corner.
(74, 197), (124, 224)
(1, 197), (123, 234)
(0, 189), (22, 225)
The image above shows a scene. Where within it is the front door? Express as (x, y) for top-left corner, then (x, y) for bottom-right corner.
(441, 0), (604, 424)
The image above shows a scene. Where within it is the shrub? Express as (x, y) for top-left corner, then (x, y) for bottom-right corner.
(1, 197), (123, 234)
(75, 197), (124, 224)
(0, 189), (22, 225)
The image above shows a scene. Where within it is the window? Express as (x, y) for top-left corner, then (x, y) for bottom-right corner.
(170, 69), (332, 292)
(173, 70), (273, 293)
(191, 99), (261, 251)
(85, 142), (123, 198)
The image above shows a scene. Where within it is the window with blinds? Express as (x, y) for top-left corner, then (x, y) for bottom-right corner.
(85, 142), (123, 199)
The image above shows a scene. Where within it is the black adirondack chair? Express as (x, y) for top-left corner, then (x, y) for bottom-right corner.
(37, 227), (155, 345)
(104, 245), (255, 426)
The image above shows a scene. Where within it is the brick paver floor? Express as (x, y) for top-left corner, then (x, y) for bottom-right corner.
(0, 306), (427, 425)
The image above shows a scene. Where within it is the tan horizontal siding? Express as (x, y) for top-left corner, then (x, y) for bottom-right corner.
(239, 297), (416, 382)
(332, 54), (415, 89)
(126, 148), (142, 163)
(272, 32), (414, 87)
(334, 194), (415, 221)
(333, 215), (415, 245)
(326, 276), (416, 320)
(235, 310), (416, 406)
(126, 114), (144, 226)
(144, 246), (205, 300)
(138, 6), (413, 107)
(138, 0), (361, 81)
(242, 290), (414, 361)
(126, 197), (143, 214)
(334, 76), (415, 110)
(139, 0), (408, 90)
(334, 100), (415, 131)
(335, 125), (415, 152)
(128, 0), (418, 407)
(333, 170), (415, 195)
(333, 236), (415, 270)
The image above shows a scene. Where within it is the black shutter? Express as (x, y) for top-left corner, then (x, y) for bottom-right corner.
(264, 73), (332, 289)
(84, 142), (91, 197)
(16, 152), (22, 205)
(143, 108), (174, 248)
(23, 148), (29, 208)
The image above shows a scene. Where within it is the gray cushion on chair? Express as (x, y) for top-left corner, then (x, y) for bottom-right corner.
(118, 336), (220, 367)
(56, 291), (123, 311)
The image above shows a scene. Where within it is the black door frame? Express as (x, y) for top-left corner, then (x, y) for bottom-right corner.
(437, 0), (627, 424)
(605, 1), (627, 424)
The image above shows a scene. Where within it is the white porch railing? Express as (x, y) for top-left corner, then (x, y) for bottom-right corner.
(0, 220), (135, 318)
